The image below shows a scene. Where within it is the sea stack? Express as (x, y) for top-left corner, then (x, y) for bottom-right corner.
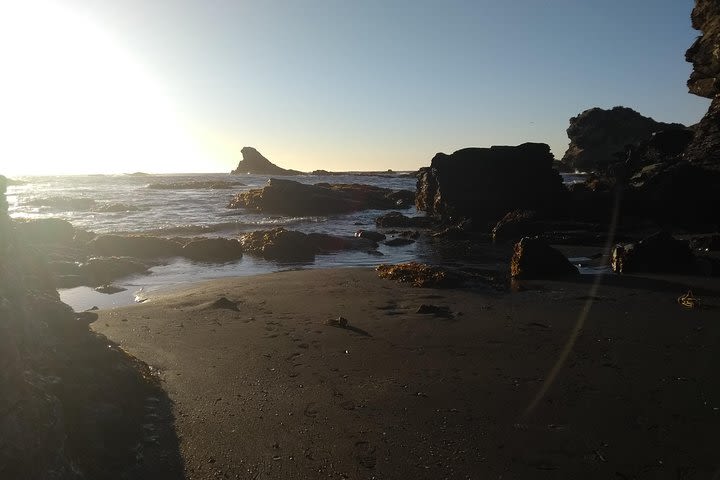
(230, 147), (301, 175)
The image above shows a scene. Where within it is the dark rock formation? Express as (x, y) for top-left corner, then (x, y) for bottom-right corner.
(384, 237), (415, 247)
(611, 231), (697, 274)
(683, 97), (720, 170)
(81, 256), (151, 285)
(492, 210), (542, 243)
(89, 235), (183, 258)
(416, 143), (567, 227)
(240, 228), (377, 262)
(0, 175), (182, 479)
(375, 211), (436, 228)
(182, 238), (244, 262)
(355, 230), (386, 242)
(510, 237), (579, 279)
(15, 218), (77, 245)
(230, 147), (301, 175)
(228, 178), (413, 215)
(686, 0), (720, 98)
(561, 107), (685, 172)
(629, 162), (720, 229)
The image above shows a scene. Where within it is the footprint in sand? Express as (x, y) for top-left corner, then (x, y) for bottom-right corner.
(354, 441), (377, 469)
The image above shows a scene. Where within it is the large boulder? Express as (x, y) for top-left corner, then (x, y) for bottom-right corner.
(89, 234), (183, 258)
(14, 218), (77, 245)
(510, 237), (579, 279)
(230, 147), (301, 175)
(492, 210), (542, 243)
(181, 238), (244, 262)
(611, 231), (697, 274)
(415, 143), (567, 227)
(561, 107), (685, 172)
(228, 178), (413, 215)
(375, 211), (436, 228)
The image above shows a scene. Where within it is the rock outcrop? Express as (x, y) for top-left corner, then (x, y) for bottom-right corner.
(230, 147), (301, 176)
(611, 231), (698, 274)
(415, 143), (567, 227)
(240, 228), (377, 262)
(561, 107), (685, 172)
(0, 176), (181, 479)
(228, 178), (414, 215)
(510, 237), (579, 279)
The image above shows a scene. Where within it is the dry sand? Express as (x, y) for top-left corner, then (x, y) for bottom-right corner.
(91, 267), (720, 479)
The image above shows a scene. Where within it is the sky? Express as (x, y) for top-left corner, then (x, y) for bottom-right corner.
(0, 0), (710, 175)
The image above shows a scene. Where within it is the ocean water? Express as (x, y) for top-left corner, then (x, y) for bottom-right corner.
(6, 172), (584, 310)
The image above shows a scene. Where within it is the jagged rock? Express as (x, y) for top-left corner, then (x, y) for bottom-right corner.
(416, 143), (567, 227)
(510, 237), (579, 279)
(683, 0), (720, 170)
(230, 147), (301, 175)
(561, 107), (685, 172)
(182, 238), (244, 262)
(375, 211), (436, 228)
(492, 210), (542, 243)
(686, 0), (720, 98)
(89, 234), (183, 258)
(228, 178), (413, 215)
(683, 96), (720, 170)
(611, 231), (697, 274)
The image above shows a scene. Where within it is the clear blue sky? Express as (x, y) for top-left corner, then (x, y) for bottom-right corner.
(0, 0), (709, 174)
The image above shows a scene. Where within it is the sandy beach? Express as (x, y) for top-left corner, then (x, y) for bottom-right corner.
(91, 267), (720, 479)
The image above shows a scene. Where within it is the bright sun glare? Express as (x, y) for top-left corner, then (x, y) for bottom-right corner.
(0, 1), (210, 175)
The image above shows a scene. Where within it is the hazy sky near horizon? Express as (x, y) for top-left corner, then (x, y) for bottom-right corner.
(0, 0), (710, 175)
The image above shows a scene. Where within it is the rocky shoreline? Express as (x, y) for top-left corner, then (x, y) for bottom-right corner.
(3, 1), (720, 478)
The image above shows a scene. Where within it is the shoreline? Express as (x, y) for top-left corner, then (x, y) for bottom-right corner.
(91, 267), (720, 478)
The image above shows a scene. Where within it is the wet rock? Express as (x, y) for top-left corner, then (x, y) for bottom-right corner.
(384, 237), (415, 247)
(376, 262), (462, 288)
(81, 257), (150, 285)
(690, 234), (720, 252)
(416, 143), (567, 227)
(94, 285), (127, 294)
(181, 238), (244, 262)
(561, 107), (685, 172)
(230, 146), (301, 175)
(89, 235), (183, 258)
(510, 237), (579, 279)
(375, 211), (435, 228)
(611, 231), (697, 274)
(240, 228), (316, 262)
(355, 230), (386, 242)
(14, 218), (76, 245)
(228, 178), (413, 215)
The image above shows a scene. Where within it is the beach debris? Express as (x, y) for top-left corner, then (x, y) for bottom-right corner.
(415, 304), (453, 318)
(94, 284), (127, 295)
(326, 316), (348, 328)
(677, 290), (700, 308)
(376, 262), (462, 288)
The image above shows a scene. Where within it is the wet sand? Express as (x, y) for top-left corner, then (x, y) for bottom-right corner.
(91, 268), (720, 479)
